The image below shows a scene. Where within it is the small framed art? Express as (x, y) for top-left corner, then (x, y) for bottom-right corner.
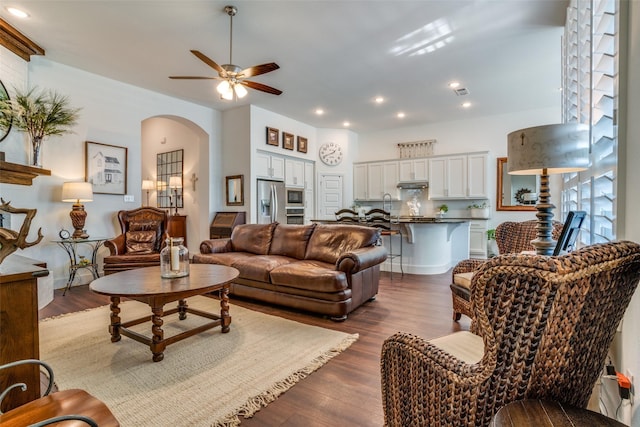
(266, 127), (279, 146)
(283, 132), (294, 150)
(85, 141), (128, 195)
(297, 136), (308, 153)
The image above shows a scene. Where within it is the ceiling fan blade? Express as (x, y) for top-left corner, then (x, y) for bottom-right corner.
(169, 76), (216, 80)
(240, 63), (280, 78)
(241, 80), (283, 96)
(190, 50), (225, 76)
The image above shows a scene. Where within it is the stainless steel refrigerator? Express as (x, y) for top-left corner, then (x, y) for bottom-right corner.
(257, 179), (286, 224)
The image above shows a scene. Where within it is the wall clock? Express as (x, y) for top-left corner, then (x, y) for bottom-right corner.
(319, 142), (343, 166)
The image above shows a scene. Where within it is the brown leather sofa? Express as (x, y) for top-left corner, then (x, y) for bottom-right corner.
(193, 222), (388, 320)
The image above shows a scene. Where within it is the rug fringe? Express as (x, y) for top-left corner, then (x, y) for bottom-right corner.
(212, 333), (359, 427)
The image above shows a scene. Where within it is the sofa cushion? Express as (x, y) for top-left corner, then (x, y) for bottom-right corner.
(231, 255), (295, 282)
(230, 223), (275, 255)
(269, 224), (316, 259)
(129, 219), (163, 251)
(192, 252), (254, 267)
(305, 224), (379, 264)
(270, 260), (348, 292)
(125, 230), (156, 254)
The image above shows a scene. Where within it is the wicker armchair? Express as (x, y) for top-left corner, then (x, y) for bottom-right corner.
(451, 219), (563, 320)
(382, 241), (640, 427)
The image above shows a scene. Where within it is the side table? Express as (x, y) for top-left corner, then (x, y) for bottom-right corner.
(491, 399), (625, 426)
(52, 237), (108, 295)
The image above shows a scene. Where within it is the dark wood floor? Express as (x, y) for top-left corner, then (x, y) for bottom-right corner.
(39, 271), (470, 426)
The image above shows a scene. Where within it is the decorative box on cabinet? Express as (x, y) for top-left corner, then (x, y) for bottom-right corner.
(0, 258), (49, 412)
(210, 211), (246, 239)
(168, 214), (187, 247)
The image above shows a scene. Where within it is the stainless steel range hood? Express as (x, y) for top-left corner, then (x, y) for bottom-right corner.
(397, 181), (428, 189)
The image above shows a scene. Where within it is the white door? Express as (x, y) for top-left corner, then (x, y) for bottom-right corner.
(317, 173), (343, 220)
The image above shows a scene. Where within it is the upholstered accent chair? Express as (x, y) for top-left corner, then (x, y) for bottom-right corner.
(451, 219), (563, 320)
(382, 241), (640, 427)
(103, 207), (169, 275)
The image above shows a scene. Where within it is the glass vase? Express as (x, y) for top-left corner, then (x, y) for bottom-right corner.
(160, 237), (189, 278)
(31, 136), (43, 168)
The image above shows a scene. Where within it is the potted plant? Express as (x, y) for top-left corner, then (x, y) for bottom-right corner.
(0, 86), (80, 167)
(487, 228), (497, 257)
(437, 204), (448, 218)
(468, 201), (490, 218)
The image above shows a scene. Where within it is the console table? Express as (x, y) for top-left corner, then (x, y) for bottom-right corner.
(0, 257), (49, 412)
(52, 237), (107, 295)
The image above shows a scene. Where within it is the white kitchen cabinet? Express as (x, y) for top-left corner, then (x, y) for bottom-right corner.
(469, 220), (488, 259)
(285, 158), (305, 188)
(429, 155), (466, 199)
(367, 161), (399, 200)
(255, 152), (285, 181)
(353, 163), (368, 200)
(304, 162), (315, 221)
(429, 152), (488, 199)
(467, 153), (489, 198)
(399, 158), (429, 181)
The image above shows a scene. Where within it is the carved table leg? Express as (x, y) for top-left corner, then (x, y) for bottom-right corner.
(220, 284), (231, 333)
(178, 299), (187, 320)
(109, 297), (121, 342)
(150, 306), (165, 362)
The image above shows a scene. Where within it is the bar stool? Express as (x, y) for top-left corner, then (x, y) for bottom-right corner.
(365, 209), (403, 278)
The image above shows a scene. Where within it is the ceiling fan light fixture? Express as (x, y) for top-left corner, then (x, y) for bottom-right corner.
(234, 83), (248, 98)
(217, 80), (231, 95)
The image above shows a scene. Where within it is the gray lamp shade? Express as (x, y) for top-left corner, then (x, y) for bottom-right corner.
(507, 123), (590, 175)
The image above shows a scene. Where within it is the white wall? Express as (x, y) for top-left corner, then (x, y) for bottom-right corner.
(0, 54), (219, 288)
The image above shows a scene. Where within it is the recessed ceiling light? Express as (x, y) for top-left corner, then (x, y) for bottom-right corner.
(448, 81), (460, 88)
(374, 96), (384, 104)
(343, 121), (351, 127)
(462, 102), (472, 108)
(315, 108), (324, 115)
(6, 6), (29, 18)
(397, 112), (406, 119)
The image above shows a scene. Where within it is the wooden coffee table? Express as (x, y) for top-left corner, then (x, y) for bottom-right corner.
(90, 264), (239, 362)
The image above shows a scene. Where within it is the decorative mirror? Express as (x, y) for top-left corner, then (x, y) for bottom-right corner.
(496, 157), (538, 211)
(226, 175), (244, 206)
(157, 149), (183, 209)
(0, 79), (12, 142)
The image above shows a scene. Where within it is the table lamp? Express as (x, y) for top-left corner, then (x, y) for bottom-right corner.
(169, 176), (182, 216)
(61, 181), (93, 239)
(507, 123), (589, 255)
(142, 179), (155, 206)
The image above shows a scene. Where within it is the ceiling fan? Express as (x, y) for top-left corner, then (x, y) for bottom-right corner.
(169, 5), (282, 100)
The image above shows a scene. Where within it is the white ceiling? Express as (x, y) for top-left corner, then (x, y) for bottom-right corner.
(1, 0), (568, 133)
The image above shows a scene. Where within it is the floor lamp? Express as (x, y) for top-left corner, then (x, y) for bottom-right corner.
(507, 123), (589, 255)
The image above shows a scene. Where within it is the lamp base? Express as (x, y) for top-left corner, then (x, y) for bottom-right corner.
(532, 172), (556, 256)
(70, 205), (89, 240)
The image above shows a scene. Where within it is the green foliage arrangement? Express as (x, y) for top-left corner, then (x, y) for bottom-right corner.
(0, 86), (80, 141)
(437, 204), (448, 213)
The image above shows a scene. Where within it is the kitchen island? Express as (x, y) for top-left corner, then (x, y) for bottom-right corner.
(311, 217), (470, 275)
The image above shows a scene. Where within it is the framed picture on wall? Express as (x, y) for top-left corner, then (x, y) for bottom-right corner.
(283, 132), (294, 150)
(297, 136), (308, 153)
(266, 127), (279, 146)
(85, 141), (128, 195)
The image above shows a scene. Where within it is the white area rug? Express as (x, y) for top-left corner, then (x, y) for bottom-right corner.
(39, 296), (358, 426)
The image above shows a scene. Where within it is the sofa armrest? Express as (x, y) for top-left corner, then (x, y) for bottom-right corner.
(336, 246), (388, 274)
(104, 234), (125, 255)
(381, 331), (487, 426)
(199, 238), (232, 254)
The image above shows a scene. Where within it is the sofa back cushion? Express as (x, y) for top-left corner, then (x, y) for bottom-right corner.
(305, 224), (380, 264)
(231, 223), (276, 255)
(125, 230), (156, 254)
(269, 224), (316, 259)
